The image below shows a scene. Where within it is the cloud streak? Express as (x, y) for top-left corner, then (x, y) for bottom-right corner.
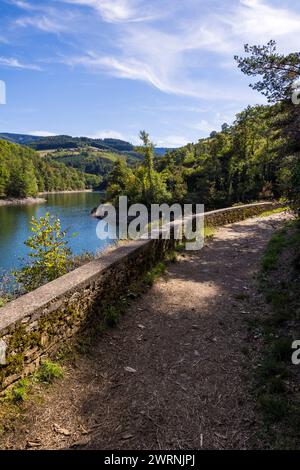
(10, 0), (300, 101)
(27, 130), (57, 136)
(63, 0), (162, 23)
(0, 56), (42, 70)
(61, 0), (300, 100)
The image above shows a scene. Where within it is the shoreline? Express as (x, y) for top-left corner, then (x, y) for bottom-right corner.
(0, 190), (103, 207)
(38, 189), (94, 195)
(0, 197), (46, 207)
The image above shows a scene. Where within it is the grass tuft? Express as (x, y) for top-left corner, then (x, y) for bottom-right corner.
(4, 379), (31, 403)
(36, 360), (64, 384)
(144, 262), (166, 286)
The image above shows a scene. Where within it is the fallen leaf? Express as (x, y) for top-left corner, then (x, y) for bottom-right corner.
(121, 432), (134, 440)
(27, 440), (42, 448)
(53, 423), (72, 436)
(124, 367), (137, 373)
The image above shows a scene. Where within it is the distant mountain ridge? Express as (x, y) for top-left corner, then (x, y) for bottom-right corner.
(154, 147), (174, 156)
(0, 133), (173, 156)
(0, 132), (135, 153)
(0, 133), (42, 145)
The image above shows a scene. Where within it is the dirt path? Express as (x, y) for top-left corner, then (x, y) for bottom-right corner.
(0, 212), (291, 450)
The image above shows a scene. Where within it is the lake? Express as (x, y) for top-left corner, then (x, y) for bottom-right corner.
(0, 192), (114, 276)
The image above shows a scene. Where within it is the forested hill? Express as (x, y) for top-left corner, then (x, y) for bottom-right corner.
(0, 133), (135, 153)
(0, 133), (42, 146)
(0, 139), (100, 198)
(0, 133), (172, 156)
(107, 103), (299, 211)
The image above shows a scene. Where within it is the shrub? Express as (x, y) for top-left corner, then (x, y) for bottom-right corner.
(144, 262), (166, 286)
(36, 360), (64, 384)
(7, 379), (31, 403)
(14, 213), (71, 292)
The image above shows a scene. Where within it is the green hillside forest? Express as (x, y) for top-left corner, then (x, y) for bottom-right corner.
(0, 140), (101, 198)
(106, 42), (300, 212)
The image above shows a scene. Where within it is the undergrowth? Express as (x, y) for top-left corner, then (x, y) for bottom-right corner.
(258, 206), (290, 219)
(253, 217), (300, 449)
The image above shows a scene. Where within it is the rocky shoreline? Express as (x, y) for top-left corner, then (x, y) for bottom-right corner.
(0, 197), (46, 207)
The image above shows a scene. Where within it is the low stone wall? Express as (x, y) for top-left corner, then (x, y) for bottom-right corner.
(0, 201), (278, 390)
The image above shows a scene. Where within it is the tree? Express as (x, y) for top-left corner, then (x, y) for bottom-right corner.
(234, 40), (300, 102)
(106, 159), (133, 204)
(134, 130), (155, 203)
(235, 40), (300, 210)
(14, 213), (71, 292)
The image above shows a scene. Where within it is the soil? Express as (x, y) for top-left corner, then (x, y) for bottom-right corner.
(0, 212), (291, 450)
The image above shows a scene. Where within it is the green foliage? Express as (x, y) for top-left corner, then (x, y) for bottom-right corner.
(144, 262), (166, 286)
(0, 139), (90, 198)
(261, 228), (288, 271)
(234, 40), (300, 103)
(27, 134), (134, 152)
(104, 306), (122, 327)
(235, 40), (300, 211)
(14, 213), (71, 292)
(204, 226), (215, 239)
(36, 360), (64, 384)
(106, 132), (172, 207)
(254, 219), (300, 446)
(6, 379), (31, 403)
(258, 207), (289, 218)
(105, 98), (297, 211)
(51, 148), (131, 187)
(103, 42), (299, 212)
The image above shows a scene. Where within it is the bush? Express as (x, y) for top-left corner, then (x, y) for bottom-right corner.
(14, 213), (71, 292)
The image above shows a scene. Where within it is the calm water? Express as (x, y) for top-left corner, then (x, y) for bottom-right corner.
(0, 192), (113, 275)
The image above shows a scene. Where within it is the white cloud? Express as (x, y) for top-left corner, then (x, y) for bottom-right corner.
(12, 0), (300, 101)
(156, 135), (190, 148)
(190, 120), (218, 134)
(27, 130), (57, 136)
(0, 57), (42, 70)
(88, 129), (127, 140)
(236, 0), (300, 37)
(9, 0), (34, 10)
(16, 15), (69, 33)
(63, 0), (161, 23)
(62, 0), (300, 100)
(189, 107), (239, 135)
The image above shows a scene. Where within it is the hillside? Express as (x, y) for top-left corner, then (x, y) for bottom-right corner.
(0, 133), (42, 146)
(154, 147), (174, 156)
(0, 133), (135, 153)
(0, 132), (172, 156)
(42, 147), (143, 190)
(105, 102), (300, 211)
(0, 139), (101, 198)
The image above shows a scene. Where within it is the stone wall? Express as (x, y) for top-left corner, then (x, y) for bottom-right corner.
(0, 202), (278, 390)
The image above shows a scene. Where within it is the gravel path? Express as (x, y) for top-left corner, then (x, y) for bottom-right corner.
(0, 212), (290, 450)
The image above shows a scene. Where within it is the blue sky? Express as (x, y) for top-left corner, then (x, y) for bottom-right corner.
(0, 0), (299, 147)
